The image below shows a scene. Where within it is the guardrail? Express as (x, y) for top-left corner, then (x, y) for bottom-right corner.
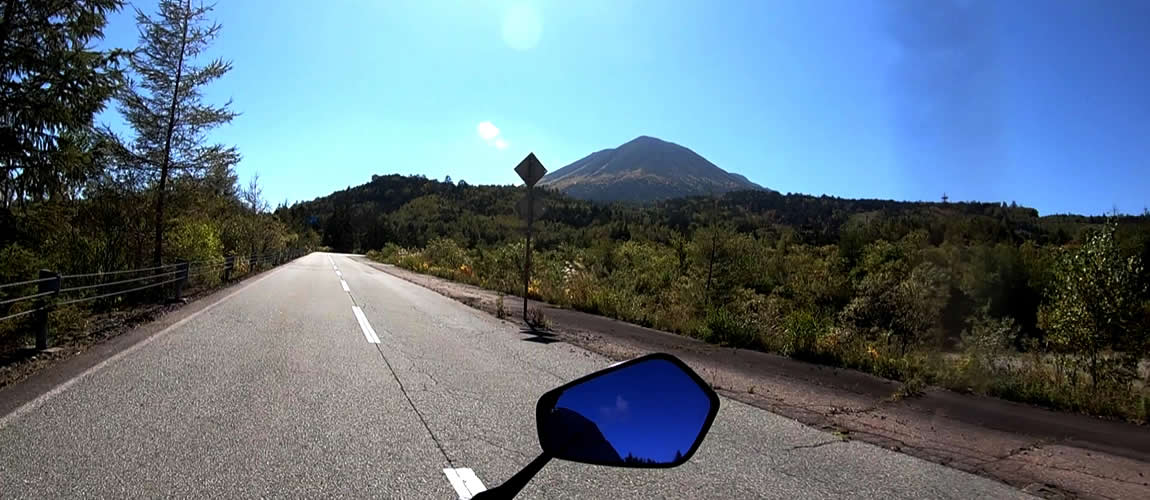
(0, 249), (309, 350)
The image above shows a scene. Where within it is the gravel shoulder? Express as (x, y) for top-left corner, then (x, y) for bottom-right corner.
(359, 258), (1150, 500)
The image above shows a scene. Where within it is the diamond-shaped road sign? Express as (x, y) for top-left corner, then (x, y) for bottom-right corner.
(515, 153), (547, 187)
(517, 196), (545, 221)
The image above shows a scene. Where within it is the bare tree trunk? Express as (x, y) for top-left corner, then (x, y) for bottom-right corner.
(153, 1), (191, 266)
(1, 170), (9, 209)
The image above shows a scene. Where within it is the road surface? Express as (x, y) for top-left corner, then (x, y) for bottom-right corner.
(0, 253), (1028, 499)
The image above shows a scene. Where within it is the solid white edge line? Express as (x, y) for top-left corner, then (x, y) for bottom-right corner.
(443, 468), (486, 499)
(0, 259), (293, 429)
(340, 279), (350, 292)
(351, 305), (380, 344)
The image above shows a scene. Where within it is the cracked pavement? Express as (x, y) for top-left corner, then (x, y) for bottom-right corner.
(0, 253), (1029, 498)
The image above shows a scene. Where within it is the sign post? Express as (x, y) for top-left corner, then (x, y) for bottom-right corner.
(514, 153), (547, 323)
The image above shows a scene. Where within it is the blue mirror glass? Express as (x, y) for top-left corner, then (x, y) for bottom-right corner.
(536, 354), (719, 467)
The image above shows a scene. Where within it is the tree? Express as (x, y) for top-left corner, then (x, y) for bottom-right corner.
(1, 0), (125, 206)
(1040, 220), (1146, 387)
(241, 172), (267, 213)
(111, 0), (238, 265)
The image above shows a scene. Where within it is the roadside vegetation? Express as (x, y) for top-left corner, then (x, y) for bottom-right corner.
(293, 175), (1149, 423)
(1, 1), (315, 355)
(3, 2), (1147, 424)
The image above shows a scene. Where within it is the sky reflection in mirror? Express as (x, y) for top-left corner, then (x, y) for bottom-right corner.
(552, 358), (712, 464)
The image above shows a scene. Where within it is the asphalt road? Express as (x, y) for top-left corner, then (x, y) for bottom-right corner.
(0, 253), (1030, 499)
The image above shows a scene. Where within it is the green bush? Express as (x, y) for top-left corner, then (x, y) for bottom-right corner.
(1040, 221), (1146, 388)
(0, 244), (43, 286)
(424, 237), (469, 272)
(165, 218), (224, 264)
(781, 309), (821, 357)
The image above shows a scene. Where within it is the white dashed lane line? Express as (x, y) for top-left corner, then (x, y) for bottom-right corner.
(329, 256), (377, 344)
(330, 255), (485, 497)
(444, 468), (487, 499)
(351, 305), (380, 344)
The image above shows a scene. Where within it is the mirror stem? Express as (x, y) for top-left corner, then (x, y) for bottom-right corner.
(471, 453), (552, 500)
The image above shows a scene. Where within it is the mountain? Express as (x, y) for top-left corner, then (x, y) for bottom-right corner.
(540, 407), (623, 464)
(539, 136), (768, 202)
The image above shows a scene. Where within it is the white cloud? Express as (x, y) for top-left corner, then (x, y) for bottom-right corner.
(477, 121), (500, 141)
(598, 395), (631, 422)
(477, 121), (509, 150)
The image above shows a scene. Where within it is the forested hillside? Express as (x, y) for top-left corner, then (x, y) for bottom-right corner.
(288, 173), (1150, 421)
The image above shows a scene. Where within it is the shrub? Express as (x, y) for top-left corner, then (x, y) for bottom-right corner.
(424, 237), (469, 272)
(1040, 220), (1146, 388)
(526, 306), (549, 330)
(0, 243), (42, 286)
(781, 309), (821, 357)
(947, 308), (1018, 392)
(164, 218), (224, 264)
(496, 295), (508, 319)
(475, 241), (523, 295)
(701, 307), (740, 346)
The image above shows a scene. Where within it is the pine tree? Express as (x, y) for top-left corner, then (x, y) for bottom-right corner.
(111, 0), (238, 265)
(1, 0), (125, 206)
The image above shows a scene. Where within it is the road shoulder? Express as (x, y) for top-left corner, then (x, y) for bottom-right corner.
(0, 262), (291, 420)
(356, 257), (1150, 500)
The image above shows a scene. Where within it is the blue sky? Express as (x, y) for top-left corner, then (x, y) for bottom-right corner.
(97, 0), (1149, 215)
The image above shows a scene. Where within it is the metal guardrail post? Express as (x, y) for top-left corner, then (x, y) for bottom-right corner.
(174, 260), (189, 301)
(224, 255), (235, 281)
(35, 269), (61, 350)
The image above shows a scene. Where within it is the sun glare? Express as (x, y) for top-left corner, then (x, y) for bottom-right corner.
(502, 4), (542, 51)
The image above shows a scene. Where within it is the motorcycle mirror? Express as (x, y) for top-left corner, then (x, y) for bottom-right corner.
(472, 354), (719, 500)
(535, 353), (720, 468)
